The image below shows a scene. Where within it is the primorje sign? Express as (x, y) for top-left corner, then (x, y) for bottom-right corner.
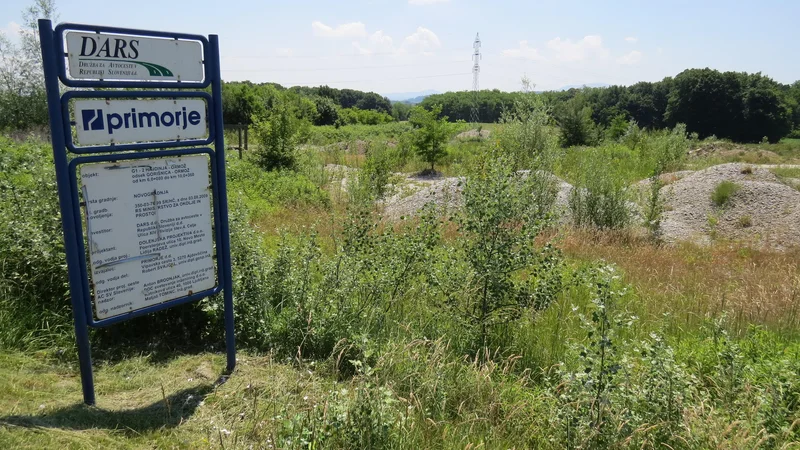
(39, 20), (235, 406)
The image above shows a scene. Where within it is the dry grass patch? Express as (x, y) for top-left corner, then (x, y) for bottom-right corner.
(559, 229), (800, 336)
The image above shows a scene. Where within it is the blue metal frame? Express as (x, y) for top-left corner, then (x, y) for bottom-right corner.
(68, 148), (223, 327)
(61, 90), (215, 154)
(54, 22), (211, 89)
(39, 19), (235, 406)
(210, 35), (237, 373)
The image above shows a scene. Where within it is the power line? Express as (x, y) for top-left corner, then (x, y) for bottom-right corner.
(221, 60), (470, 73)
(223, 48), (474, 60)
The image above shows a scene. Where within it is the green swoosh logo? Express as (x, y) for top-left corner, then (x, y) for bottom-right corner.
(79, 59), (174, 77)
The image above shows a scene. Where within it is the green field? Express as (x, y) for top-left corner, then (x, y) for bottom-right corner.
(3, 123), (800, 449)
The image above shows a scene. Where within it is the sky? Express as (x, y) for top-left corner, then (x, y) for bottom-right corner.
(2, 0), (799, 96)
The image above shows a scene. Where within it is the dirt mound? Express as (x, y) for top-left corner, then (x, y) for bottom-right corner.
(456, 129), (491, 140)
(660, 163), (800, 250)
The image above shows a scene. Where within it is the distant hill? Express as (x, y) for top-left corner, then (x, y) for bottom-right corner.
(558, 83), (610, 91)
(385, 90), (439, 103)
(398, 95), (429, 104)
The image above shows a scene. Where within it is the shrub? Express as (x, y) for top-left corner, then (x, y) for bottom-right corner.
(606, 114), (629, 141)
(0, 136), (72, 349)
(252, 97), (309, 171)
(451, 152), (559, 352)
(643, 165), (665, 241)
(496, 89), (559, 170)
(226, 158), (329, 218)
(711, 180), (740, 207)
(336, 107), (394, 126)
(556, 95), (600, 148)
(350, 143), (393, 204)
(568, 147), (632, 230)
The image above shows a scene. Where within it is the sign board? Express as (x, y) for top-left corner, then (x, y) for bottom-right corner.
(66, 31), (203, 82)
(80, 155), (216, 319)
(41, 20), (233, 406)
(74, 99), (207, 146)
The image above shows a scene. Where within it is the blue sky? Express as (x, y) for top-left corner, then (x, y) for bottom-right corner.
(2, 0), (799, 95)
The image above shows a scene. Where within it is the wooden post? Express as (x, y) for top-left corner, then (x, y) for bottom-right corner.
(237, 124), (243, 159)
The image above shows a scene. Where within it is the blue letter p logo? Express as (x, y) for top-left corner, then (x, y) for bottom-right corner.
(81, 109), (104, 131)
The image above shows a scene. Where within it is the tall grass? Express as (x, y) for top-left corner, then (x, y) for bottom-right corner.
(3, 130), (800, 448)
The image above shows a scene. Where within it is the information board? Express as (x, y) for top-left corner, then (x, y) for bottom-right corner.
(80, 155), (216, 319)
(74, 98), (207, 146)
(41, 20), (234, 405)
(66, 31), (204, 82)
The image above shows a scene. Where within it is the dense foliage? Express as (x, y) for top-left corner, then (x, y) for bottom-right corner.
(421, 69), (800, 143)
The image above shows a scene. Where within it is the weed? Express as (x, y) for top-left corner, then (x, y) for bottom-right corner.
(738, 215), (753, 228)
(711, 180), (740, 207)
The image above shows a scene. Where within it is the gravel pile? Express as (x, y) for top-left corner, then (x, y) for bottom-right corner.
(660, 163), (800, 250)
(381, 172), (574, 221)
(381, 177), (465, 220)
(373, 162), (800, 250)
(456, 129), (491, 140)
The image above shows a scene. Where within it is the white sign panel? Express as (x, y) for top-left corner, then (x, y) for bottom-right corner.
(74, 99), (207, 146)
(80, 155), (216, 319)
(66, 31), (204, 82)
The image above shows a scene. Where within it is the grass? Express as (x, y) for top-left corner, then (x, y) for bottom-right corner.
(3, 231), (800, 448)
(711, 180), (740, 206)
(559, 229), (800, 337)
(0, 351), (336, 449)
(771, 166), (800, 178)
(5, 128), (800, 448)
(688, 137), (800, 169)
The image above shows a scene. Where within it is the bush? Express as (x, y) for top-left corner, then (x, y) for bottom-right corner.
(451, 152), (560, 352)
(567, 146), (632, 230)
(0, 136), (72, 349)
(336, 107), (394, 126)
(350, 143), (393, 204)
(252, 96), (310, 171)
(711, 180), (740, 207)
(227, 157), (330, 217)
(496, 89), (559, 170)
(556, 95), (600, 148)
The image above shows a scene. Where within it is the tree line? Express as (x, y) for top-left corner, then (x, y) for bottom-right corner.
(2, 21), (799, 145)
(421, 69), (800, 143)
(222, 82), (397, 127)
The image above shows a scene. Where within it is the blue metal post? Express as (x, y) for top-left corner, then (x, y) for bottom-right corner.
(210, 35), (236, 372)
(38, 19), (96, 405)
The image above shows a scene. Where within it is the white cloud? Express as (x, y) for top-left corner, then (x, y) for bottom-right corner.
(311, 21), (367, 38)
(0, 21), (23, 36)
(352, 30), (395, 55)
(617, 50), (643, 65)
(399, 27), (441, 54)
(408, 0), (450, 4)
(625, 36), (638, 43)
(500, 40), (544, 61)
(547, 35), (609, 62)
(275, 48), (294, 57)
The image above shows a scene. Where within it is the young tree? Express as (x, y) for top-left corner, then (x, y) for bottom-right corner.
(556, 95), (598, 147)
(252, 96), (302, 171)
(0, 0), (57, 130)
(452, 151), (559, 354)
(409, 104), (449, 172)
